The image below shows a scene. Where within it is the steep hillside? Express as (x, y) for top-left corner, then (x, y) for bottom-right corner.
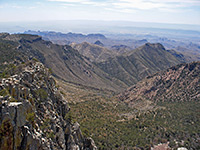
(0, 35), (28, 78)
(71, 42), (117, 62)
(97, 43), (183, 86)
(0, 60), (97, 150)
(0, 33), (126, 92)
(118, 61), (200, 107)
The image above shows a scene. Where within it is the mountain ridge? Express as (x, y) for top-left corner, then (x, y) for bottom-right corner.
(96, 43), (182, 86)
(0, 33), (127, 92)
(71, 42), (117, 62)
(118, 61), (200, 107)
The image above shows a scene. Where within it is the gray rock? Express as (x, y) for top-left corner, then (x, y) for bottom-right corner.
(0, 61), (97, 150)
(177, 148), (188, 150)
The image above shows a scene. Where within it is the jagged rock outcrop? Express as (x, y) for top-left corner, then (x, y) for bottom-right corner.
(0, 61), (97, 150)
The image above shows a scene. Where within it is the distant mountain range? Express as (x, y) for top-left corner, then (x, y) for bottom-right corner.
(23, 30), (200, 63)
(23, 30), (148, 49)
(24, 30), (107, 45)
(0, 33), (188, 92)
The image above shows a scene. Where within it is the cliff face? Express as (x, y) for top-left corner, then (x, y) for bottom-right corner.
(0, 61), (97, 150)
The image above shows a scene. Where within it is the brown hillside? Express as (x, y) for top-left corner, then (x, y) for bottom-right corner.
(118, 61), (200, 107)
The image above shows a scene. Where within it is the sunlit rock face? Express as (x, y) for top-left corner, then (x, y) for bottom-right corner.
(0, 61), (97, 150)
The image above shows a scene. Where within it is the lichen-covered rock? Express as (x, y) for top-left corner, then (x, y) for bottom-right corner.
(0, 61), (97, 150)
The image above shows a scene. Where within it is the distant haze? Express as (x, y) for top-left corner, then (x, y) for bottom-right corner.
(0, 20), (200, 34)
(0, 0), (200, 25)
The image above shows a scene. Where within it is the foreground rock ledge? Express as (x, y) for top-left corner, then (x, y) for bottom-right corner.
(0, 61), (97, 150)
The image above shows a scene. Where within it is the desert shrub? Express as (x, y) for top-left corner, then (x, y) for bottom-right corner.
(0, 89), (9, 96)
(64, 111), (76, 124)
(35, 88), (48, 100)
(26, 112), (35, 126)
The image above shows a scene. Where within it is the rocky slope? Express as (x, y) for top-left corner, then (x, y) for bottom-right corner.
(97, 43), (183, 86)
(71, 42), (117, 62)
(0, 60), (97, 150)
(118, 61), (200, 107)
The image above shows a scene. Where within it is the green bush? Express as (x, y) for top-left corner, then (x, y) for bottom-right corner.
(35, 88), (48, 100)
(64, 111), (76, 124)
(26, 112), (35, 126)
(0, 89), (9, 96)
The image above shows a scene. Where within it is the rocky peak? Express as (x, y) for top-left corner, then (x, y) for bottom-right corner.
(144, 43), (165, 50)
(94, 40), (104, 47)
(0, 60), (97, 150)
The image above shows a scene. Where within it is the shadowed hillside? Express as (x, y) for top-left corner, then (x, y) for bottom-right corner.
(97, 43), (182, 86)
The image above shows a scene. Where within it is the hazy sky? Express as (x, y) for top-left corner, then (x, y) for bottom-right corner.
(0, 0), (200, 25)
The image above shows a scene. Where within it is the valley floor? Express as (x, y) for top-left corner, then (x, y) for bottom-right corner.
(57, 79), (200, 149)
